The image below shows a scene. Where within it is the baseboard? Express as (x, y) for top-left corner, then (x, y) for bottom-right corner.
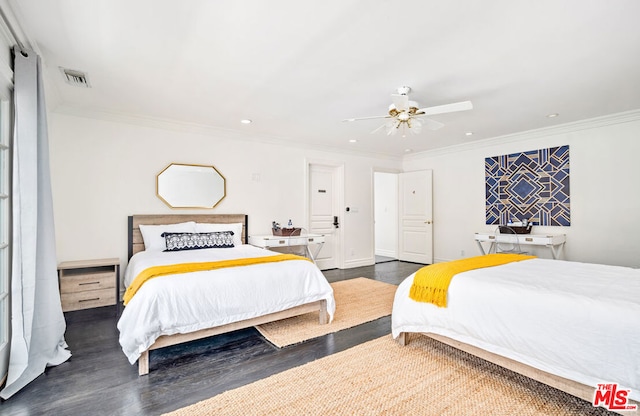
(434, 257), (456, 264)
(343, 257), (375, 269)
(375, 249), (397, 257)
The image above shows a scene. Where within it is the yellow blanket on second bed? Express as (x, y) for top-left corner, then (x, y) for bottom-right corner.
(123, 254), (310, 305)
(409, 253), (536, 307)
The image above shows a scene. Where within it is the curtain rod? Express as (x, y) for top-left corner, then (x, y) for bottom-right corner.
(0, 6), (27, 55)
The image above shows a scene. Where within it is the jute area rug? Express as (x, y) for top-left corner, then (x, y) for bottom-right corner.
(255, 277), (396, 347)
(165, 334), (606, 416)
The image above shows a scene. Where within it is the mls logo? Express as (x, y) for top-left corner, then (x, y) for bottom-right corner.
(593, 383), (637, 411)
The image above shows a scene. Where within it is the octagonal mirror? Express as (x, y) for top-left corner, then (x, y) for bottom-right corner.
(156, 163), (226, 208)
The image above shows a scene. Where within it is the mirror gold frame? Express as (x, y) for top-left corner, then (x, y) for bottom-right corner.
(156, 163), (226, 209)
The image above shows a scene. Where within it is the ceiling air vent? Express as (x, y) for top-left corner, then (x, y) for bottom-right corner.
(59, 67), (91, 88)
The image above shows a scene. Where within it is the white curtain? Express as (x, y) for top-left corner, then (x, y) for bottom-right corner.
(0, 48), (70, 399)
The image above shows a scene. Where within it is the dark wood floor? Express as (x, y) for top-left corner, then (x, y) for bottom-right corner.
(0, 260), (424, 416)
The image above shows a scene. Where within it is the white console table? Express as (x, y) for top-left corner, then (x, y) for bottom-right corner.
(249, 234), (325, 264)
(474, 232), (566, 259)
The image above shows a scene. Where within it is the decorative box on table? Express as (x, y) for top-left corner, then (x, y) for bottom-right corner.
(272, 228), (301, 236)
(499, 224), (532, 234)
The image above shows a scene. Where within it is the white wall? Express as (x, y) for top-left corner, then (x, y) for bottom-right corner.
(49, 109), (640, 272)
(48, 112), (401, 272)
(374, 172), (398, 258)
(403, 111), (640, 268)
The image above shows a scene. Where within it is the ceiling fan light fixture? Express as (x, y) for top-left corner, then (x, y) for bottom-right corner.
(347, 86), (473, 137)
(388, 100), (419, 118)
(385, 119), (399, 135)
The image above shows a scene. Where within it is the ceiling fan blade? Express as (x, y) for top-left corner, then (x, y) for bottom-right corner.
(417, 100), (473, 116)
(409, 119), (423, 134)
(423, 118), (445, 131)
(391, 94), (409, 111)
(370, 123), (387, 134)
(343, 115), (391, 122)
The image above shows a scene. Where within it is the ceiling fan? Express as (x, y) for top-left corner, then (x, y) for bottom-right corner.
(343, 86), (473, 136)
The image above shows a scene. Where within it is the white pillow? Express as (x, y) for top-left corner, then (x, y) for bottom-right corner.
(195, 222), (243, 246)
(139, 221), (196, 251)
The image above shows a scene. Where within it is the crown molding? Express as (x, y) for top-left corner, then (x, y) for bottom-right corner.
(52, 102), (640, 164)
(403, 109), (640, 161)
(53, 104), (404, 162)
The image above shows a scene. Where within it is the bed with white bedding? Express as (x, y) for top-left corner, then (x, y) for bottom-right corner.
(118, 214), (335, 375)
(392, 257), (640, 407)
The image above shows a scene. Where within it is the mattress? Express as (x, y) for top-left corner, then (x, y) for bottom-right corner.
(392, 258), (640, 401)
(118, 244), (335, 364)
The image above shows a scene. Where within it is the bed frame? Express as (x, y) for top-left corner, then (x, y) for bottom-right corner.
(397, 332), (639, 415)
(127, 214), (329, 375)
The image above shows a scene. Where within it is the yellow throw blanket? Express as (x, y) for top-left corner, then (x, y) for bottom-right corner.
(409, 253), (536, 307)
(123, 254), (310, 305)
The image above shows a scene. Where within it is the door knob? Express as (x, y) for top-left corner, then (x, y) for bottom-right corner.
(425, 220), (432, 224)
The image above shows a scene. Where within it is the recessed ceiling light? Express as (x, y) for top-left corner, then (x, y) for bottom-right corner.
(546, 113), (559, 118)
(240, 119), (252, 124)
(465, 131), (473, 136)
(404, 148), (413, 153)
(349, 139), (358, 143)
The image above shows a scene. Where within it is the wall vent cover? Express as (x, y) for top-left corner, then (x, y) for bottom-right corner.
(59, 67), (91, 88)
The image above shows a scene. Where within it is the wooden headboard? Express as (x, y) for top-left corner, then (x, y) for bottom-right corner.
(128, 214), (248, 259)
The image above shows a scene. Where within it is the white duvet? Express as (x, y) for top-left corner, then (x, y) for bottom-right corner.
(392, 258), (640, 401)
(118, 245), (335, 364)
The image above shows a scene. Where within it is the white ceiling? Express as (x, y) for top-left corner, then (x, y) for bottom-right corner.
(10, 0), (640, 157)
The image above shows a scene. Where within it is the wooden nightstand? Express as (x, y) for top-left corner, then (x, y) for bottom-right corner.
(58, 258), (120, 312)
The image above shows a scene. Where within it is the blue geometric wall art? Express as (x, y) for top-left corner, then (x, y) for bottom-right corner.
(485, 145), (570, 226)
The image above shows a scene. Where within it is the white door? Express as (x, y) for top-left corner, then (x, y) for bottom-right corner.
(308, 163), (342, 270)
(398, 170), (433, 264)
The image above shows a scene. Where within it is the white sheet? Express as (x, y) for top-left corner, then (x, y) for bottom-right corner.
(392, 258), (640, 401)
(118, 245), (335, 364)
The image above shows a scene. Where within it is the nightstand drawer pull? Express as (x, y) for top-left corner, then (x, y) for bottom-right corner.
(60, 288), (116, 311)
(59, 272), (116, 293)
